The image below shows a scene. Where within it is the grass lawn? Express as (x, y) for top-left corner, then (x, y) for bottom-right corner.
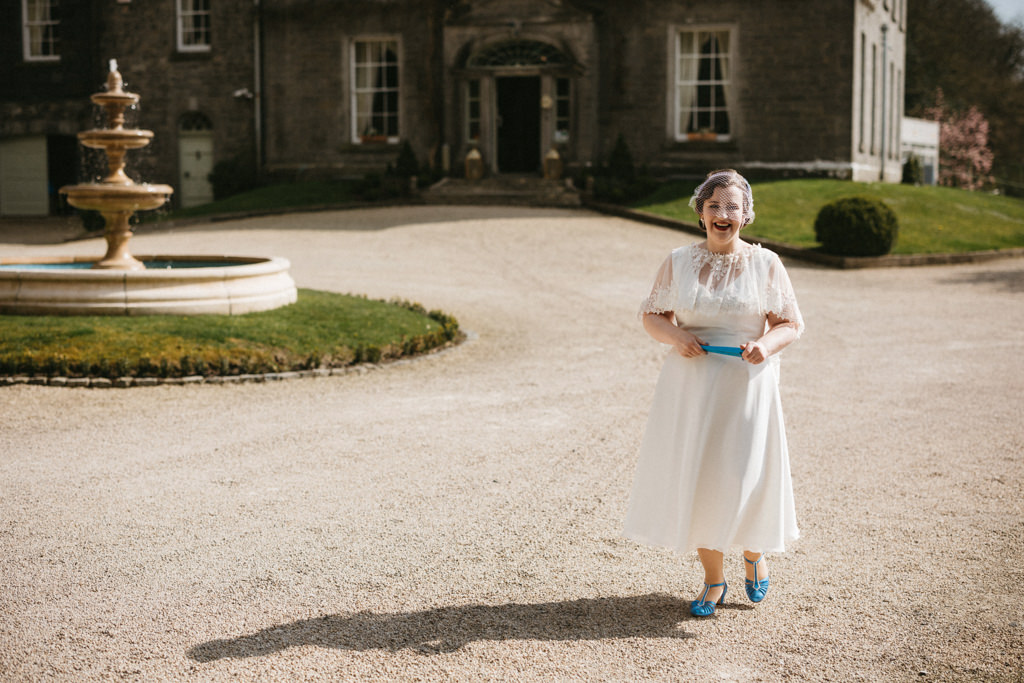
(633, 179), (1024, 254)
(0, 289), (460, 379)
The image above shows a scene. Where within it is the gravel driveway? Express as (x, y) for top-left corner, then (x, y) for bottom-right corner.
(1, 206), (1022, 681)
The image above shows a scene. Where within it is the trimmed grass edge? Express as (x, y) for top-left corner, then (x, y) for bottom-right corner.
(0, 294), (466, 386)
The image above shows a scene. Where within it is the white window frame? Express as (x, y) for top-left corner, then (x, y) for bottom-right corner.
(177, 0), (211, 54)
(673, 25), (735, 142)
(554, 77), (571, 144)
(351, 37), (401, 144)
(465, 78), (481, 144)
(22, 0), (59, 62)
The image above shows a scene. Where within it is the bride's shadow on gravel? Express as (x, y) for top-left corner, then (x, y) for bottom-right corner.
(188, 593), (695, 661)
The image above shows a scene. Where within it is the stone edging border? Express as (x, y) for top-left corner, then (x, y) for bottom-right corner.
(4, 367), (351, 389)
(583, 199), (1024, 269)
(0, 332), (474, 389)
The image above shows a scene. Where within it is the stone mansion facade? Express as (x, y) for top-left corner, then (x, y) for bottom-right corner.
(0, 0), (906, 214)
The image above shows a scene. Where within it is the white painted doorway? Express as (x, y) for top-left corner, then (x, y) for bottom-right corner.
(178, 112), (214, 208)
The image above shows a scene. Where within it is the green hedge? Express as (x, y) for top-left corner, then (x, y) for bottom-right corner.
(814, 196), (899, 257)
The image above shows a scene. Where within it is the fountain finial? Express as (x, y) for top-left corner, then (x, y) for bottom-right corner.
(106, 59), (123, 93)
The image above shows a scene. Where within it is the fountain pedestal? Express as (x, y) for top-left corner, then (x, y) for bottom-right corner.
(96, 211), (140, 270)
(59, 184), (173, 269)
(60, 61), (173, 270)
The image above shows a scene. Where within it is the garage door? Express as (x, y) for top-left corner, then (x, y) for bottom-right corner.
(0, 136), (49, 216)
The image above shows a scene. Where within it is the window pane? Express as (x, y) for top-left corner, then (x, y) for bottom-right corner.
(383, 63), (398, 89)
(178, 0), (211, 50)
(354, 40), (400, 141)
(718, 55), (730, 79)
(676, 28), (731, 138)
(678, 31), (695, 56)
(24, 0), (59, 59)
(679, 56), (700, 82)
(715, 31), (730, 54)
(355, 65), (371, 89)
(356, 93), (374, 115)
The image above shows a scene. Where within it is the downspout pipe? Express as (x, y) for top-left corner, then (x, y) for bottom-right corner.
(253, 0), (264, 170)
(879, 22), (888, 182)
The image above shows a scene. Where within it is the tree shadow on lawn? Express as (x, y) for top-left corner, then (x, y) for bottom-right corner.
(188, 593), (712, 661)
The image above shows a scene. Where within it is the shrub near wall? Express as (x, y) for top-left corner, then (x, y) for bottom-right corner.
(814, 196), (899, 257)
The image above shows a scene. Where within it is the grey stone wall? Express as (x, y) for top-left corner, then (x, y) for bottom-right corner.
(594, 0), (857, 178)
(0, 2), (99, 144)
(261, 0), (442, 177)
(95, 0), (257, 200)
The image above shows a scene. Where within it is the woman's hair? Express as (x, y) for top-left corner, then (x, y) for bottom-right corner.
(688, 169), (755, 226)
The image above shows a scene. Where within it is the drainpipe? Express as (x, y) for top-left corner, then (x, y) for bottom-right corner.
(253, 0), (264, 170)
(879, 22), (888, 182)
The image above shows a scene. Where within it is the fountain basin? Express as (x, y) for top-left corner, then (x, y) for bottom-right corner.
(0, 256), (298, 315)
(78, 129), (154, 151)
(61, 183), (173, 212)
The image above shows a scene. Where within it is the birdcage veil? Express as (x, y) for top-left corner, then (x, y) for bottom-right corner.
(687, 169), (755, 226)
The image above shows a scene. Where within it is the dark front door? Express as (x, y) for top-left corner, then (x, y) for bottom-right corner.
(496, 76), (540, 173)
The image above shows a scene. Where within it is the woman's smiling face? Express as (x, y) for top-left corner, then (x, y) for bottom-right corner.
(701, 184), (746, 251)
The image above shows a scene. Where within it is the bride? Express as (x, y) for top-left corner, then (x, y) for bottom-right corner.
(623, 169), (805, 617)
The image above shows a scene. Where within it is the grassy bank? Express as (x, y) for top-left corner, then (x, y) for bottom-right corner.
(0, 289), (461, 379)
(634, 179), (1024, 254)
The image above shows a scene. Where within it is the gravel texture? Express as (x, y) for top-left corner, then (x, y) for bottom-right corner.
(1, 206), (1022, 681)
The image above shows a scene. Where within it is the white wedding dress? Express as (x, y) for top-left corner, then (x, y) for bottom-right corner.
(623, 242), (805, 554)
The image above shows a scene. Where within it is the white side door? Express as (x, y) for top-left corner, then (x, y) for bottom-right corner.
(0, 136), (49, 216)
(178, 132), (214, 208)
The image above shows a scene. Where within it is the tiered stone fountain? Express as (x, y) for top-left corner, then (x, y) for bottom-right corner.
(0, 60), (296, 315)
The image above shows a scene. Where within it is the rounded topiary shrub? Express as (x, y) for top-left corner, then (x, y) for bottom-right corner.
(902, 153), (923, 185)
(814, 196), (899, 257)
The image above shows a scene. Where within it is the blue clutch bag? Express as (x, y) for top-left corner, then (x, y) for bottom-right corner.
(700, 345), (744, 357)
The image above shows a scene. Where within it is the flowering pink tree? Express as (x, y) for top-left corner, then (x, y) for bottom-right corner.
(922, 92), (995, 191)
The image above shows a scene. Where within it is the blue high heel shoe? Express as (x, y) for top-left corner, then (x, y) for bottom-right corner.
(689, 581), (727, 617)
(744, 554), (770, 603)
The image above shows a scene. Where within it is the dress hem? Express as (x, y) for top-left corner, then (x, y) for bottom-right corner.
(621, 529), (799, 556)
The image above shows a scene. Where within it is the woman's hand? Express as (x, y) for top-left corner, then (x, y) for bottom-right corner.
(742, 315), (800, 364)
(642, 312), (706, 358)
(741, 341), (768, 364)
(673, 329), (708, 358)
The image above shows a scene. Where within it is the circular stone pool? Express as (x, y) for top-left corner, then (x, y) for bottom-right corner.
(0, 255), (298, 315)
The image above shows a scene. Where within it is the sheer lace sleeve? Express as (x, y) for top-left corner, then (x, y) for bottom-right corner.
(764, 254), (805, 337)
(638, 253), (677, 318)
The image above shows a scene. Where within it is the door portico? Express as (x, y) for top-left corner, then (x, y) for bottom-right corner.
(454, 38), (579, 176)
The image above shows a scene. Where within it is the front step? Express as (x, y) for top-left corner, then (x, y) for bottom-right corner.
(422, 176), (581, 207)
